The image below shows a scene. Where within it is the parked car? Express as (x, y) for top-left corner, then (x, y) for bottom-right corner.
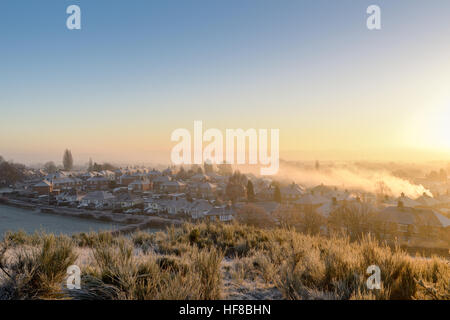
(124, 208), (141, 215)
(77, 203), (89, 209)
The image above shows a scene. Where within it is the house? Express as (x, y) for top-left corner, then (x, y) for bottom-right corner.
(162, 167), (173, 176)
(114, 168), (125, 180)
(186, 199), (213, 219)
(316, 199), (341, 218)
(385, 193), (421, 208)
(81, 191), (115, 207)
(190, 173), (209, 182)
(416, 193), (441, 207)
(56, 190), (86, 203)
(128, 179), (152, 193)
(161, 181), (186, 193)
(112, 187), (128, 194)
(280, 183), (305, 202)
(204, 205), (236, 222)
(206, 172), (226, 183)
(119, 174), (141, 186)
(81, 172), (96, 180)
(33, 180), (52, 195)
(144, 197), (169, 214)
(186, 181), (201, 194)
(315, 197), (367, 219)
(332, 191), (355, 202)
(257, 185), (275, 201)
(52, 177), (83, 191)
(152, 175), (171, 191)
(86, 176), (110, 190)
(310, 184), (335, 196)
(163, 198), (190, 215)
(147, 169), (162, 181)
(114, 193), (144, 209)
(197, 182), (217, 199)
(293, 193), (329, 213)
(253, 201), (281, 215)
(99, 170), (116, 181)
(44, 171), (67, 181)
(376, 202), (450, 239)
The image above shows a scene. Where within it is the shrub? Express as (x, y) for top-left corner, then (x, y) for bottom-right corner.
(0, 234), (77, 299)
(1, 223), (448, 300)
(72, 231), (115, 248)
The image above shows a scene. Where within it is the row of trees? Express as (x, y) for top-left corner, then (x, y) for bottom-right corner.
(175, 166), (204, 180)
(272, 201), (449, 245)
(224, 171), (282, 203)
(45, 150), (112, 173)
(0, 156), (26, 187)
(87, 158), (116, 172)
(273, 202), (383, 240)
(43, 149), (74, 173)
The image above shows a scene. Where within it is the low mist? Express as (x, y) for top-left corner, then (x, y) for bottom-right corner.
(274, 162), (432, 198)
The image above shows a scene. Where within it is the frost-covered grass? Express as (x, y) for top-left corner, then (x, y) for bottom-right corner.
(1, 223), (448, 300)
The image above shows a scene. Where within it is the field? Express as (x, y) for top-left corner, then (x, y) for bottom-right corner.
(0, 222), (449, 300)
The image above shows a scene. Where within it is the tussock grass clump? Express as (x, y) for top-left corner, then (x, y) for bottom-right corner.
(68, 238), (223, 300)
(72, 231), (115, 248)
(153, 223), (448, 300)
(2, 230), (46, 247)
(190, 247), (223, 299)
(1, 224), (448, 300)
(132, 231), (157, 254)
(0, 234), (77, 299)
(277, 234), (449, 300)
(154, 222), (273, 257)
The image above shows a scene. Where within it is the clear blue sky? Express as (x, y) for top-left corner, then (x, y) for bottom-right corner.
(1, 1), (450, 164)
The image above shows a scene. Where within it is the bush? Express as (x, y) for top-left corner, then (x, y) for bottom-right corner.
(72, 231), (115, 248)
(67, 238), (222, 300)
(0, 234), (77, 299)
(1, 223), (448, 300)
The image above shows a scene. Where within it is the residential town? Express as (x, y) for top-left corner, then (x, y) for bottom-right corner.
(1, 156), (449, 250)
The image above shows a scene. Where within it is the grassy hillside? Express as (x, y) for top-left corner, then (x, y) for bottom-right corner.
(0, 223), (448, 300)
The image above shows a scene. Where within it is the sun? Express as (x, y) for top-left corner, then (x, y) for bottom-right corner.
(425, 107), (450, 150)
(402, 103), (450, 152)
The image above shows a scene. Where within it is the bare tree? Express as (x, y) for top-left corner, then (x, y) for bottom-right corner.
(328, 200), (376, 241)
(44, 161), (57, 174)
(237, 204), (274, 228)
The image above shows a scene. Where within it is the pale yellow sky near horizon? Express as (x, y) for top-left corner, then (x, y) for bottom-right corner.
(2, 1), (450, 165)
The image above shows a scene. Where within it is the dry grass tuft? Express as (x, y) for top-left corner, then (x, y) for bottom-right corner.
(1, 222), (448, 300)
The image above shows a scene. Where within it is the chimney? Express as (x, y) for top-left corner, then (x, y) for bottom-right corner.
(401, 192), (405, 198)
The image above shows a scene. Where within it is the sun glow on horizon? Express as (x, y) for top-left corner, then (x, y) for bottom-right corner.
(403, 101), (450, 152)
